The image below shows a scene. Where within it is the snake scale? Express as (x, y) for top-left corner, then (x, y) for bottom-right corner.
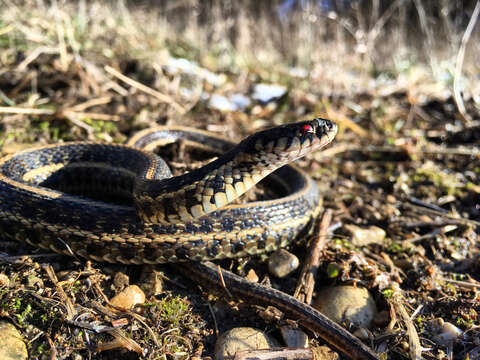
(0, 118), (380, 359)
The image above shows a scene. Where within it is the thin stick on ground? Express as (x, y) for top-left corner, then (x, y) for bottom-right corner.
(104, 65), (186, 114)
(68, 96), (112, 112)
(44, 265), (76, 321)
(15, 47), (59, 72)
(233, 348), (313, 360)
(0, 106), (55, 115)
(61, 110), (121, 122)
(393, 295), (423, 360)
(453, 0), (480, 124)
(293, 209), (332, 304)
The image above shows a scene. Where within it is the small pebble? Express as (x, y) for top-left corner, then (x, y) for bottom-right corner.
(0, 273), (9, 287)
(353, 327), (371, 340)
(26, 275), (43, 288)
(314, 286), (377, 328)
(209, 94), (237, 112)
(230, 93), (251, 111)
(280, 325), (308, 348)
(0, 321), (28, 360)
(428, 318), (463, 343)
(312, 345), (339, 360)
(109, 285), (145, 311)
(113, 272), (129, 289)
(268, 249), (299, 278)
(437, 322), (463, 342)
(386, 194), (396, 203)
(139, 266), (164, 296)
(245, 269), (259, 283)
(344, 224), (386, 247)
(252, 83), (287, 104)
(214, 327), (280, 360)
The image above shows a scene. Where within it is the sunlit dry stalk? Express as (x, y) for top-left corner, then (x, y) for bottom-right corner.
(52, 0), (70, 71)
(453, 0), (480, 124)
(413, 0), (439, 77)
(104, 65), (186, 114)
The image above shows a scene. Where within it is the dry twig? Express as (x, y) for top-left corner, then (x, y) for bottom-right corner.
(293, 209), (332, 304)
(453, 0), (480, 124)
(98, 328), (144, 355)
(233, 348), (313, 360)
(104, 65), (186, 114)
(15, 47), (59, 72)
(43, 265), (76, 320)
(0, 106), (55, 115)
(393, 295), (423, 360)
(68, 96), (112, 112)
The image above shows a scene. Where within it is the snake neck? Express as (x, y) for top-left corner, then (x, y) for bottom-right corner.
(133, 147), (285, 225)
(133, 119), (337, 225)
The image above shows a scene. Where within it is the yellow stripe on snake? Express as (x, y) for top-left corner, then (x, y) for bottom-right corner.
(0, 119), (380, 359)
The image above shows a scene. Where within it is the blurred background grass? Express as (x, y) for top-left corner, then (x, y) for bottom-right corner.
(1, 0), (478, 96)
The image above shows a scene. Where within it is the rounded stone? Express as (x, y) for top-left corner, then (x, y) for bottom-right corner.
(0, 321), (28, 360)
(113, 272), (130, 289)
(428, 318), (463, 343)
(268, 249), (300, 278)
(214, 327), (280, 360)
(109, 285), (146, 311)
(279, 325), (308, 348)
(344, 224), (386, 247)
(0, 273), (10, 287)
(313, 286), (377, 328)
(312, 345), (340, 360)
(139, 267), (164, 296)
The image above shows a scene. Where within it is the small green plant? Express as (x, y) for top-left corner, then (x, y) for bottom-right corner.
(159, 296), (190, 326)
(15, 303), (33, 324)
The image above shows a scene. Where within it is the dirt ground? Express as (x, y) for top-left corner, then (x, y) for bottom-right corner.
(1, 2), (480, 359)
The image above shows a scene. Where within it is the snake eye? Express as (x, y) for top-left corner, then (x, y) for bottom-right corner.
(301, 124), (314, 135)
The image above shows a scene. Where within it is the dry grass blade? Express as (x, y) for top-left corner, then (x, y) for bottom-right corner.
(52, 0), (70, 71)
(367, 0), (404, 49)
(324, 106), (369, 138)
(68, 96), (112, 112)
(444, 278), (480, 290)
(104, 65), (186, 114)
(413, 0), (439, 76)
(393, 295), (423, 360)
(453, 0), (480, 124)
(15, 46), (59, 72)
(61, 113), (95, 139)
(0, 106), (55, 115)
(233, 348), (313, 360)
(61, 110), (120, 122)
(0, 23), (15, 36)
(99, 328), (144, 355)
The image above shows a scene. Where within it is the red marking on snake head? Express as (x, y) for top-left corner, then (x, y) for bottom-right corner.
(301, 124), (314, 135)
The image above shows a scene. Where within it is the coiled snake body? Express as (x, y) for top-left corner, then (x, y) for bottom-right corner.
(0, 118), (380, 359)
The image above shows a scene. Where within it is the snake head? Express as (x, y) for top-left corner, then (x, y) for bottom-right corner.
(243, 118), (337, 163)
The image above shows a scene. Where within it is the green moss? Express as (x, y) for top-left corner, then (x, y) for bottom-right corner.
(413, 162), (461, 196)
(381, 289), (395, 298)
(159, 296), (190, 326)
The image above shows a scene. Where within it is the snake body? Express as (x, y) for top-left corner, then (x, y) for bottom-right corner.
(0, 119), (334, 264)
(0, 118), (380, 359)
